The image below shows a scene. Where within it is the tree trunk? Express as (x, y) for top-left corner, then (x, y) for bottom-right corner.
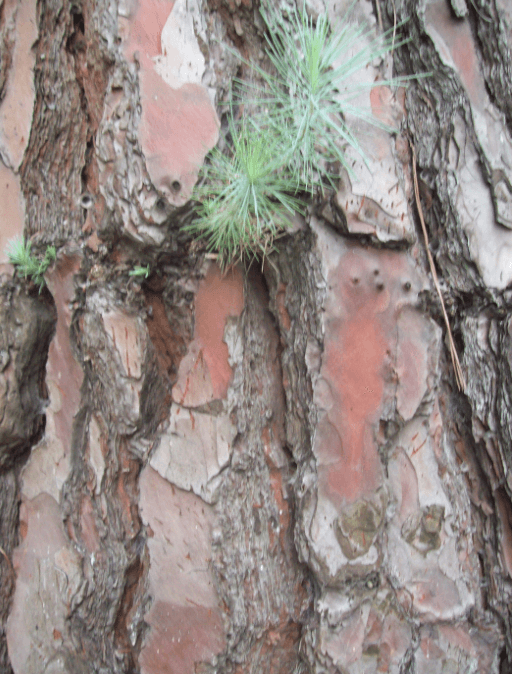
(0, 0), (510, 672)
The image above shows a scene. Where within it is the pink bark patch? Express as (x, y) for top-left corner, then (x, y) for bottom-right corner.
(173, 263), (244, 405)
(369, 85), (399, 127)
(387, 448), (420, 525)
(139, 466), (226, 674)
(122, 0), (174, 64)
(425, 1), (486, 110)
(120, 0), (219, 204)
(45, 254), (84, 454)
(138, 69), (219, 204)
(102, 311), (142, 379)
(316, 246), (418, 507)
(409, 570), (460, 619)
(195, 264), (244, 398)
(79, 495), (100, 554)
(0, 166), (25, 268)
(140, 602), (225, 674)
(7, 494), (78, 673)
(0, 0), (38, 170)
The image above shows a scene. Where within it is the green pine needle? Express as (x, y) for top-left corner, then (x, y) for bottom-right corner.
(254, 1), (414, 191)
(188, 117), (302, 269)
(129, 264), (151, 278)
(188, 3), (426, 266)
(5, 237), (56, 292)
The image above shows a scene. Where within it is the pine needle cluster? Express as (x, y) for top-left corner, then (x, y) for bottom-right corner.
(189, 118), (302, 267)
(188, 2), (414, 269)
(6, 237), (56, 292)
(257, 3), (411, 188)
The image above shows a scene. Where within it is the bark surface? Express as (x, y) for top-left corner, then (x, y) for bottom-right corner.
(0, 0), (510, 673)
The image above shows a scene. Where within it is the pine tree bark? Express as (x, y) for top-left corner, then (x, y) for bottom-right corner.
(0, 0), (510, 673)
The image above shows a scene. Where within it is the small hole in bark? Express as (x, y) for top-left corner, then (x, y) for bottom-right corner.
(373, 269), (379, 276)
(80, 193), (94, 209)
(403, 281), (411, 291)
(376, 281), (384, 291)
(72, 10), (85, 33)
(155, 199), (166, 211)
(171, 181), (181, 193)
(352, 277), (359, 285)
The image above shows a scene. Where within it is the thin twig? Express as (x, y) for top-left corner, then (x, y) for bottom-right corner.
(409, 140), (466, 392)
(0, 545), (15, 582)
(391, 0), (397, 56)
(469, 0), (493, 23)
(375, 0), (384, 33)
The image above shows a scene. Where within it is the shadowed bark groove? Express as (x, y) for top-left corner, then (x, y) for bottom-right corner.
(0, 284), (56, 673)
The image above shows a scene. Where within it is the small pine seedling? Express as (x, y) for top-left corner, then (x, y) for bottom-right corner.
(190, 3), (425, 266)
(251, 1), (415, 192)
(188, 116), (302, 270)
(6, 237), (56, 292)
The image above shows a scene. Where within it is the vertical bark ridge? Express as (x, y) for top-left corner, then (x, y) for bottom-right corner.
(210, 264), (312, 672)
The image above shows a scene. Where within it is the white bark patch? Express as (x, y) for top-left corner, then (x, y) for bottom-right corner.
(150, 403), (235, 503)
(154, 0), (206, 89)
(453, 126), (511, 288)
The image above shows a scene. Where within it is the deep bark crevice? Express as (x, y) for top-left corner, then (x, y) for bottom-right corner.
(0, 282), (56, 673)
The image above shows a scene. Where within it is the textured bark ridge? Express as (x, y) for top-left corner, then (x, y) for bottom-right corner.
(0, 0), (510, 673)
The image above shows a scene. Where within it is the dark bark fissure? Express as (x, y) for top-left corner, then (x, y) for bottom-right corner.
(7, 0), (203, 659)
(0, 285), (56, 673)
(0, 470), (19, 674)
(22, 0), (86, 242)
(23, 0), (114, 243)
(440, 386), (512, 661)
(264, 232), (326, 670)
(466, 0), (512, 129)
(55, 265), (198, 672)
(0, 1), (15, 104)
